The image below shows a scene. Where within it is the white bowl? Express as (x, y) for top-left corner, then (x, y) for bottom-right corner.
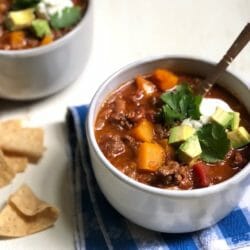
(86, 56), (250, 233)
(0, 0), (93, 100)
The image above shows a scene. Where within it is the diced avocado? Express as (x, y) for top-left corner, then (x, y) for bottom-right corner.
(211, 107), (233, 128)
(169, 125), (195, 144)
(178, 135), (202, 163)
(32, 19), (51, 38)
(229, 112), (240, 130)
(6, 8), (35, 31)
(227, 127), (250, 148)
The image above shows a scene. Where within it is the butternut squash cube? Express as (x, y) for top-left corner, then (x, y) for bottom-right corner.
(137, 142), (165, 171)
(132, 119), (154, 142)
(9, 31), (26, 49)
(41, 35), (54, 46)
(159, 139), (175, 160)
(135, 76), (156, 96)
(153, 69), (178, 91)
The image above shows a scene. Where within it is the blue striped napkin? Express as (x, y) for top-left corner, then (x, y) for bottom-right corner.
(66, 105), (250, 250)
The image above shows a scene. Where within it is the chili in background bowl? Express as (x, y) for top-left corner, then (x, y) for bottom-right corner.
(0, 0), (92, 100)
(86, 56), (250, 233)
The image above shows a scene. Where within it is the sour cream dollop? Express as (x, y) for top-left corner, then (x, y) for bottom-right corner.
(37, 0), (73, 19)
(200, 98), (232, 117)
(181, 98), (232, 129)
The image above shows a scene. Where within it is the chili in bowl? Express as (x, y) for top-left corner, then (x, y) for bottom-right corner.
(0, 0), (92, 100)
(86, 56), (250, 233)
(0, 0), (87, 50)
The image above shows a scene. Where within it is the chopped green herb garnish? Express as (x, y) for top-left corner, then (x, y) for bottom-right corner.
(197, 122), (230, 163)
(160, 84), (202, 125)
(12, 0), (40, 10)
(50, 6), (81, 30)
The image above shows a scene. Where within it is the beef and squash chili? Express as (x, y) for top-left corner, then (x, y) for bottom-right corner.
(0, 0), (86, 50)
(95, 69), (250, 190)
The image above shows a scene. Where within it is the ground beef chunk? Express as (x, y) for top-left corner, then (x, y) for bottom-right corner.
(98, 134), (125, 158)
(130, 90), (144, 104)
(95, 108), (113, 130)
(231, 148), (249, 168)
(103, 107), (113, 119)
(0, 1), (10, 14)
(137, 172), (156, 185)
(122, 135), (139, 154)
(0, 15), (4, 25)
(150, 95), (163, 108)
(108, 97), (147, 129)
(107, 97), (134, 130)
(109, 113), (133, 130)
(126, 107), (146, 123)
(155, 161), (193, 189)
(154, 124), (169, 139)
(145, 109), (158, 123)
(53, 30), (64, 39)
(26, 38), (40, 48)
(95, 118), (106, 131)
(122, 163), (137, 179)
(224, 146), (250, 169)
(234, 152), (244, 166)
(123, 164), (156, 185)
(114, 98), (126, 114)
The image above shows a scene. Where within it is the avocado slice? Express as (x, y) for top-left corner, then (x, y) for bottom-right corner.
(32, 19), (51, 38)
(178, 135), (202, 163)
(229, 112), (240, 130)
(6, 8), (35, 31)
(169, 125), (196, 144)
(211, 107), (233, 128)
(227, 127), (250, 148)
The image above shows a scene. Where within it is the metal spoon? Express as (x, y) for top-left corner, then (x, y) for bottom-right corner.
(197, 23), (250, 95)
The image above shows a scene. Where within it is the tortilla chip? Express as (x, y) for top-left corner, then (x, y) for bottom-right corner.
(0, 127), (44, 162)
(0, 120), (22, 131)
(0, 185), (59, 237)
(4, 155), (28, 173)
(0, 150), (15, 188)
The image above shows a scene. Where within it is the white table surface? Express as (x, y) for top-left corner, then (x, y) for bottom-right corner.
(0, 0), (249, 249)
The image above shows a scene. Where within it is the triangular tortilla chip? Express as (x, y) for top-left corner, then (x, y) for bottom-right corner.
(0, 185), (59, 237)
(0, 127), (44, 162)
(4, 155), (28, 173)
(0, 120), (22, 131)
(0, 150), (15, 188)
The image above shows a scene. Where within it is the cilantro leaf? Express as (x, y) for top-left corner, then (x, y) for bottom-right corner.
(160, 84), (202, 125)
(12, 0), (40, 10)
(162, 105), (184, 124)
(50, 6), (81, 30)
(197, 123), (230, 163)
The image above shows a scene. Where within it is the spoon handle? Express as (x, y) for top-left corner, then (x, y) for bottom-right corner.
(197, 23), (250, 95)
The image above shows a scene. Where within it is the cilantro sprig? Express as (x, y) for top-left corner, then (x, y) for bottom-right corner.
(50, 6), (81, 30)
(12, 0), (40, 10)
(197, 122), (230, 163)
(160, 84), (202, 125)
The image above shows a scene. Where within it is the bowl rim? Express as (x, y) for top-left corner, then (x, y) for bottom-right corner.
(87, 55), (250, 198)
(0, 0), (92, 58)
